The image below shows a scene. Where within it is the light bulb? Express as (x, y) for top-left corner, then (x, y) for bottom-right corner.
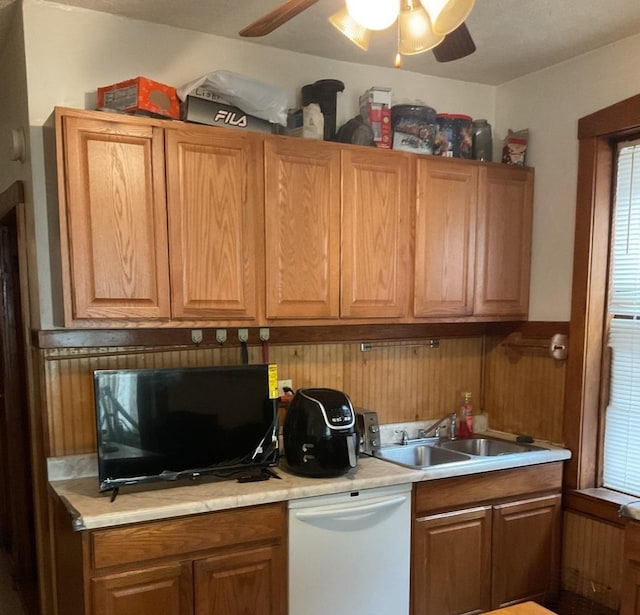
(422, 0), (475, 35)
(398, 0), (444, 55)
(329, 7), (371, 50)
(346, 0), (400, 31)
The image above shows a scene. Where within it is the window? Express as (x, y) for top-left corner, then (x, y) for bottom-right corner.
(602, 142), (640, 497)
(564, 93), (640, 501)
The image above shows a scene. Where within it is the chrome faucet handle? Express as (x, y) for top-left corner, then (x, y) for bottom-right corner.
(395, 429), (409, 445)
(448, 413), (458, 440)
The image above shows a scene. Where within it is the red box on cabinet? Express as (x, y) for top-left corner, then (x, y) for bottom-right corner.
(97, 76), (180, 119)
(362, 103), (391, 148)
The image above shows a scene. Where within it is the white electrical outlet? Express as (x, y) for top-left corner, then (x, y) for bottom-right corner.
(278, 379), (293, 396)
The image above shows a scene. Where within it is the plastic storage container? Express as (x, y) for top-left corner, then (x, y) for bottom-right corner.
(390, 104), (438, 154)
(472, 119), (493, 161)
(435, 113), (473, 158)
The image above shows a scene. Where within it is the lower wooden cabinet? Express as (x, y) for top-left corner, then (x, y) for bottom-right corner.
(413, 506), (492, 615)
(53, 499), (286, 615)
(412, 464), (562, 615)
(91, 562), (193, 615)
(491, 495), (561, 608)
(194, 546), (282, 615)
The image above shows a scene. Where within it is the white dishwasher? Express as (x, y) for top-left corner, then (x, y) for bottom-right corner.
(288, 482), (411, 615)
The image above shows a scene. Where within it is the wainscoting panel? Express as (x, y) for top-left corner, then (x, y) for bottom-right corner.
(43, 337), (483, 456)
(562, 511), (624, 611)
(483, 335), (566, 444)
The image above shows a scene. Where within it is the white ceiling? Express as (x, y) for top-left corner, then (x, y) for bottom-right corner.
(14, 1), (640, 84)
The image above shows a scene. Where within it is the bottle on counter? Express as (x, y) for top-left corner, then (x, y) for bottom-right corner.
(458, 391), (474, 438)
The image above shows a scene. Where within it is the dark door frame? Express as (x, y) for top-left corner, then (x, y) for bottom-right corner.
(0, 180), (38, 611)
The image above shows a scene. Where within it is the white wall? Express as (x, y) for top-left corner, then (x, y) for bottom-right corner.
(495, 33), (640, 321)
(33, 0), (640, 326)
(0, 3), (29, 193)
(22, 0), (497, 328)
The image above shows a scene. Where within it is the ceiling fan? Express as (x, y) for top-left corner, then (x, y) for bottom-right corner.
(239, 0), (476, 63)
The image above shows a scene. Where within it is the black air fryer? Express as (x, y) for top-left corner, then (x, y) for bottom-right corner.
(283, 388), (358, 477)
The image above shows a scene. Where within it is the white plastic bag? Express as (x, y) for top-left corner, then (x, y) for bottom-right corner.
(178, 70), (288, 126)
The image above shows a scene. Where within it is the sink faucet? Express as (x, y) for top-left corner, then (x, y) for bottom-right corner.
(422, 413), (458, 441)
(395, 429), (409, 445)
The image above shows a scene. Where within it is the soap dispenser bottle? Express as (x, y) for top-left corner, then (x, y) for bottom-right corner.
(458, 391), (474, 438)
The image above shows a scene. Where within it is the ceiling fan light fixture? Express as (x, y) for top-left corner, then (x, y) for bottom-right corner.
(345, 0), (399, 31)
(329, 7), (371, 50)
(398, 0), (444, 55)
(421, 0), (475, 36)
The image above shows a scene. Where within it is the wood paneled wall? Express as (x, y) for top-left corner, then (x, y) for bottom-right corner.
(562, 512), (624, 611)
(483, 336), (566, 444)
(43, 332), (566, 457)
(43, 337), (484, 456)
(42, 326), (631, 611)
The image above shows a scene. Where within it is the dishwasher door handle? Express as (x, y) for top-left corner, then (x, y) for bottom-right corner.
(294, 495), (407, 522)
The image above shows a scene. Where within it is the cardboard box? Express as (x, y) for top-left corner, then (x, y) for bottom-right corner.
(359, 86), (392, 109)
(97, 76), (180, 119)
(362, 103), (392, 148)
(359, 88), (392, 148)
(182, 95), (277, 134)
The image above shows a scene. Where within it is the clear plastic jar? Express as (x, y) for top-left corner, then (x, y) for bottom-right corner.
(472, 119), (492, 162)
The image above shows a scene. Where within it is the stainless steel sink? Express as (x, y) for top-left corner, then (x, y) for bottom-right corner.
(375, 444), (471, 469)
(437, 436), (543, 456)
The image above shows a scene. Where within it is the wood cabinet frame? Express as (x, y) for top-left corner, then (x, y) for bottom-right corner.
(53, 107), (533, 329)
(412, 464), (563, 615)
(53, 497), (287, 615)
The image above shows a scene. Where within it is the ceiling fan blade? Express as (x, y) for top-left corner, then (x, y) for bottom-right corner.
(432, 23), (476, 62)
(240, 0), (321, 37)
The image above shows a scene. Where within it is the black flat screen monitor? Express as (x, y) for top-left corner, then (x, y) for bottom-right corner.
(93, 364), (279, 492)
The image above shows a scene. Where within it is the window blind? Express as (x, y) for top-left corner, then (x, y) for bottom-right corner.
(603, 142), (640, 496)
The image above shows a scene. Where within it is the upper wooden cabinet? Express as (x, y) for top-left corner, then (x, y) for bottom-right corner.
(414, 157), (533, 319)
(474, 165), (534, 318)
(341, 148), (412, 319)
(55, 107), (533, 328)
(56, 108), (263, 327)
(57, 113), (171, 322)
(264, 137), (341, 320)
(415, 157), (477, 318)
(264, 141), (411, 321)
(165, 125), (263, 321)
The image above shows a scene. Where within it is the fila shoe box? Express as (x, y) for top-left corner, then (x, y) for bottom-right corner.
(182, 95), (279, 134)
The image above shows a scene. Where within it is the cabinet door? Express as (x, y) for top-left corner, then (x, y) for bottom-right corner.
(413, 506), (492, 615)
(341, 148), (412, 318)
(491, 494), (561, 609)
(414, 158), (477, 317)
(194, 545), (285, 615)
(264, 138), (341, 319)
(474, 165), (533, 317)
(59, 115), (170, 322)
(91, 562), (192, 615)
(165, 126), (264, 321)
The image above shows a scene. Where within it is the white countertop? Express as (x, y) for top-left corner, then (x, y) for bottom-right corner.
(50, 436), (570, 531)
(50, 456), (424, 530)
